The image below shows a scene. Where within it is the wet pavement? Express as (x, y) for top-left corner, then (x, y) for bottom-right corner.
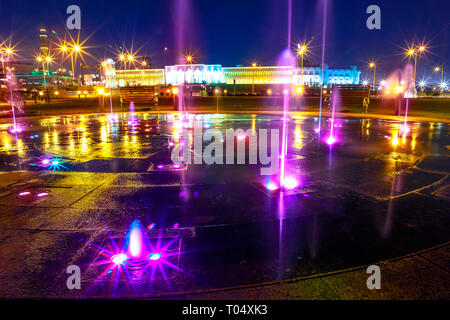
(0, 112), (448, 298)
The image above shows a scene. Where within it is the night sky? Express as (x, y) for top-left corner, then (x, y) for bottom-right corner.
(1, 0), (449, 82)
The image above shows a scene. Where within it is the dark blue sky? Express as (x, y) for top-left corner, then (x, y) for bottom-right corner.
(1, 0), (449, 81)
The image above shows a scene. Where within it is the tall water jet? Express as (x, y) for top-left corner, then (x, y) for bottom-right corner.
(278, 48), (295, 188)
(128, 220), (144, 258)
(6, 70), (20, 133)
(317, 0), (328, 133)
(326, 90), (338, 145)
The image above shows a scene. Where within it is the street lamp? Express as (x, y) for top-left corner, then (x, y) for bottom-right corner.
(406, 44), (426, 86)
(186, 55), (193, 64)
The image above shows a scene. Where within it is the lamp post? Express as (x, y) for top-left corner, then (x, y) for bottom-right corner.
(369, 62), (376, 92)
(297, 44), (308, 86)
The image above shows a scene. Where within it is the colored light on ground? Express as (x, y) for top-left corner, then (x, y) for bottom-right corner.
(237, 135), (246, 140)
(326, 136), (336, 145)
(314, 128), (320, 133)
(157, 164), (165, 169)
(173, 164), (181, 169)
(18, 192), (31, 196)
(9, 126), (23, 133)
(266, 181), (278, 191)
(173, 223), (179, 229)
(148, 253), (161, 261)
(37, 192), (48, 197)
(283, 177), (299, 190)
(400, 125), (410, 133)
(391, 133), (399, 146)
(111, 253), (127, 265)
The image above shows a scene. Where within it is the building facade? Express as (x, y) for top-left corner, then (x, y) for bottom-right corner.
(114, 63), (360, 87)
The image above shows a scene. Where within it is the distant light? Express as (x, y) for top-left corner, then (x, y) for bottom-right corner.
(419, 81), (426, 88)
(97, 88), (105, 95)
(42, 159), (51, 165)
(283, 177), (299, 190)
(51, 160), (59, 166)
(266, 181), (278, 191)
(173, 223), (179, 229)
(37, 192), (48, 198)
(362, 80), (369, 86)
(18, 191), (31, 196)
(326, 136), (336, 145)
(147, 223), (155, 230)
(111, 254), (127, 265)
(148, 253), (161, 261)
(267, 89), (272, 95)
(295, 86), (303, 95)
(172, 87), (179, 95)
(394, 86), (404, 94)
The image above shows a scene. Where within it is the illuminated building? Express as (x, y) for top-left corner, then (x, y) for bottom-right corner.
(113, 63), (360, 87)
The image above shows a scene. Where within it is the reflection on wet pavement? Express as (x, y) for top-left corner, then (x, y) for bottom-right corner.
(0, 113), (448, 298)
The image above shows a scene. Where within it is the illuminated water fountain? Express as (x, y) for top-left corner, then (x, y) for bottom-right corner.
(110, 220), (162, 270)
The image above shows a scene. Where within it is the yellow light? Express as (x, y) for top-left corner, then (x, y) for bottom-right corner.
(142, 61), (147, 66)
(391, 132), (399, 147)
(101, 61), (107, 67)
(73, 45), (81, 52)
(369, 62), (375, 68)
(224, 89), (228, 93)
(394, 86), (404, 94)
(435, 67), (440, 72)
(45, 56), (52, 62)
(267, 89), (272, 95)
(77, 91), (81, 94)
(172, 87), (179, 95)
(407, 49), (415, 56)
(252, 62), (257, 67)
(36, 56), (42, 62)
(295, 86), (304, 95)
(5, 48), (13, 55)
(98, 88), (105, 95)
(323, 90), (327, 94)
(54, 91), (59, 95)
(61, 45), (67, 52)
(39, 91), (44, 96)
(119, 54), (125, 61)
(128, 55), (134, 61)
(418, 46), (425, 52)
(83, 91), (87, 94)
(298, 45), (307, 55)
